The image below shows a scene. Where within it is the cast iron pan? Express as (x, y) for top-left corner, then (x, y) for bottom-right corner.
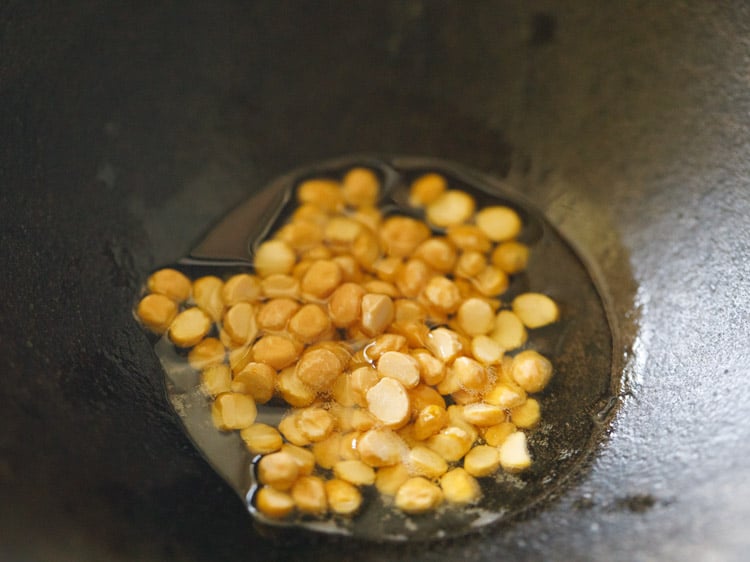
(2, 2), (750, 561)
(144, 154), (616, 541)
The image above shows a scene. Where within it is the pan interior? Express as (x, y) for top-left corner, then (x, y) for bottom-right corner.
(143, 156), (617, 541)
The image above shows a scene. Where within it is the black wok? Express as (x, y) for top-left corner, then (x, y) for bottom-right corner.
(2, 2), (749, 561)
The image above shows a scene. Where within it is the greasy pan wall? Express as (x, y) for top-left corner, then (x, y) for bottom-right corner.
(2, 2), (749, 561)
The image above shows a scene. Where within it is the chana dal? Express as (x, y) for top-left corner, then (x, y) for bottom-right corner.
(135, 167), (561, 526)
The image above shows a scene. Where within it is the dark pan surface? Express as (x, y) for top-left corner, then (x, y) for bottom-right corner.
(2, 2), (750, 561)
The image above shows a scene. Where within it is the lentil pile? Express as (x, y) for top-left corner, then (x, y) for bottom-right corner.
(136, 167), (559, 521)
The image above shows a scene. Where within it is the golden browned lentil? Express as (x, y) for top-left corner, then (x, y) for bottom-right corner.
(135, 166), (560, 525)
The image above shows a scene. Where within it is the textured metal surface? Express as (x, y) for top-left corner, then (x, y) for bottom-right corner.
(1, 1), (749, 561)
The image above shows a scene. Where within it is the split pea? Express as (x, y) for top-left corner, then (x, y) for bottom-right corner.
(147, 268), (191, 302)
(255, 487), (295, 519)
(482, 421), (516, 447)
(300, 259), (342, 300)
(375, 463), (410, 496)
(464, 445), (501, 477)
(291, 475), (328, 515)
(241, 423), (283, 455)
(413, 404), (449, 440)
(394, 477), (444, 514)
(491, 241), (529, 274)
(188, 337), (226, 369)
(470, 335), (504, 365)
(426, 190), (475, 228)
(360, 293), (394, 337)
(254, 239), (297, 277)
(407, 445), (448, 478)
(409, 173), (447, 207)
(201, 364), (232, 397)
(366, 377), (411, 428)
(257, 451), (300, 491)
(510, 397), (541, 428)
(296, 407), (336, 443)
(261, 274), (300, 299)
(193, 276), (224, 321)
(491, 310), (527, 351)
(512, 292), (560, 329)
(169, 307), (211, 348)
(288, 303), (331, 343)
(297, 178), (343, 212)
(325, 479), (363, 515)
(223, 301), (257, 346)
(357, 428), (407, 467)
(211, 392), (257, 431)
(511, 350), (553, 393)
(342, 167), (380, 208)
(252, 335), (300, 370)
(377, 351), (420, 389)
(296, 347), (344, 392)
(413, 237), (456, 273)
(136, 293), (177, 334)
(276, 367), (316, 408)
(475, 206), (522, 242)
(281, 443), (317, 476)
(333, 459), (376, 486)
(440, 468), (481, 505)
(328, 282), (366, 328)
(380, 216), (431, 258)
(256, 298), (300, 332)
(498, 431), (532, 472)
